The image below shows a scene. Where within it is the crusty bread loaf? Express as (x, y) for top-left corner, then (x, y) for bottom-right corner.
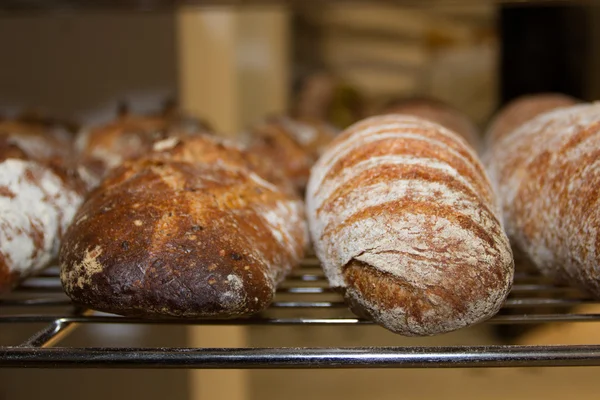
(486, 103), (600, 295)
(76, 112), (211, 190)
(483, 93), (579, 276)
(381, 98), (481, 152)
(0, 121), (84, 295)
(60, 135), (307, 317)
(307, 114), (513, 335)
(485, 93), (578, 146)
(247, 116), (338, 193)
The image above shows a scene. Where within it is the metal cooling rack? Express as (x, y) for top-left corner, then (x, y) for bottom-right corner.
(2, 258), (600, 368)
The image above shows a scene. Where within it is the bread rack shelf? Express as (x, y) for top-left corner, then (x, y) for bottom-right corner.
(3, 258), (600, 369)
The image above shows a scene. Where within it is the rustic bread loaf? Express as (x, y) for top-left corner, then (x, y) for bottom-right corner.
(0, 122), (84, 295)
(307, 114), (513, 335)
(484, 93), (579, 276)
(76, 112), (211, 190)
(485, 93), (578, 147)
(381, 98), (481, 152)
(247, 116), (338, 193)
(60, 136), (307, 317)
(486, 103), (600, 295)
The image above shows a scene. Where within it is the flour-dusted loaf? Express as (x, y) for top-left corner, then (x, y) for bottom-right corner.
(483, 93), (579, 274)
(307, 114), (513, 335)
(0, 121), (84, 294)
(247, 116), (338, 193)
(485, 93), (578, 147)
(381, 98), (481, 152)
(60, 136), (307, 317)
(487, 103), (600, 295)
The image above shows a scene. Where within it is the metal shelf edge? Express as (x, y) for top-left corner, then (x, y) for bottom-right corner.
(3, 345), (600, 368)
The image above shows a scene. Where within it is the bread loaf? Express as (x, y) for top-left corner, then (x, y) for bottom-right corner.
(485, 93), (578, 146)
(0, 121), (84, 294)
(60, 135), (307, 317)
(76, 112), (211, 190)
(486, 103), (600, 295)
(483, 93), (579, 275)
(247, 116), (337, 193)
(307, 114), (513, 335)
(381, 98), (481, 152)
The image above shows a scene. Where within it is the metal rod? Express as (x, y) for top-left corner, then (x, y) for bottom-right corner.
(285, 274), (326, 282)
(18, 309), (93, 348)
(15, 279), (63, 291)
(0, 298), (72, 307)
(3, 345), (600, 369)
(270, 301), (347, 308)
(510, 284), (580, 293)
(2, 294), (591, 308)
(19, 320), (67, 348)
(276, 287), (335, 294)
(4, 313), (600, 325)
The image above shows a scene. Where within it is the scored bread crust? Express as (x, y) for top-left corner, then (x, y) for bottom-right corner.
(381, 98), (481, 152)
(60, 137), (307, 318)
(307, 114), (513, 336)
(487, 103), (600, 295)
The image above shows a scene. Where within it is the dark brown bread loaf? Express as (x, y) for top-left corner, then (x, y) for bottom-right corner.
(307, 114), (513, 335)
(0, 121), (84, 295)
(485, 93), (578, 147)
(381, 98), (481, 152)
(486, 103), (600, 295)
(247, 116), (338, 193)
(60, 135), (307, 317)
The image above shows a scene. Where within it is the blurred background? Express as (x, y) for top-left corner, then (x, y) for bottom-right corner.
(2, 1), (600, 399)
